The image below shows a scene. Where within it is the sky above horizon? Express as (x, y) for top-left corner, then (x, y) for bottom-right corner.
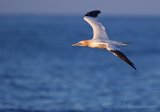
(0, 0), (160, 16)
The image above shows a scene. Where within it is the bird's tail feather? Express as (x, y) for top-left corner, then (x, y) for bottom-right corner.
(108, 40), (130, 46)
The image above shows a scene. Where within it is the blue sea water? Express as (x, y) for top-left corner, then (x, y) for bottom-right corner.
(0, 15), (160, 112)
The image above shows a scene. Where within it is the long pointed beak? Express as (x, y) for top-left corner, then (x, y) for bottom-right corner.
(72, 43), (81, 46)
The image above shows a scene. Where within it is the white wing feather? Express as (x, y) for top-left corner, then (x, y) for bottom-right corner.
(84, 16), (109, 41)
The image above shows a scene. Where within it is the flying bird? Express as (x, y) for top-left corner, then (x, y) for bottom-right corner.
(72, 10), (136, 70)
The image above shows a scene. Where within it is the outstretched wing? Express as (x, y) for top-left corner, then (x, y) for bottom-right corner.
(110, 50), (136, 70)
(107, 44), (136, 70)
(84, 10), (109, 41)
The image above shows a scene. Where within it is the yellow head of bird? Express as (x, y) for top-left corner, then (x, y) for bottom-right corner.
(72, 40), (88, 47)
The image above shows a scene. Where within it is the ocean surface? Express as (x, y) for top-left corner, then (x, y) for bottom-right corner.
(0, 15), (160, 112)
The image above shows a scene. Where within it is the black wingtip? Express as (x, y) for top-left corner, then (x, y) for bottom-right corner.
(130, 63), (137, 71)
(110, 50), (137, 70)
(85, 10), (101, 18)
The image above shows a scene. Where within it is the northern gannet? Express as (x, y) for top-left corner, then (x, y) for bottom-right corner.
(72, 10), (136, 70)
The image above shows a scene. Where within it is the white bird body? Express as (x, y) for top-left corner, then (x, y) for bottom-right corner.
(73, 10), (136, 70)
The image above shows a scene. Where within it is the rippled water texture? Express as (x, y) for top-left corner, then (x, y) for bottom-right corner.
(0, 16), (160, 112)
